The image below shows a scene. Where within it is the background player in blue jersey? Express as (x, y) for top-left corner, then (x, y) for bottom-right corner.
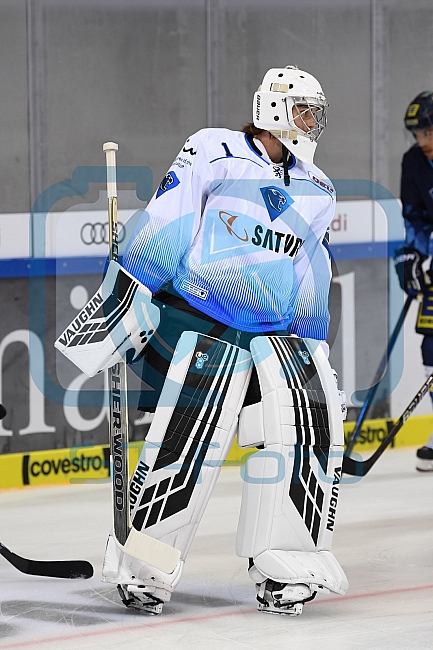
(96, 66), (349, 616)
(394, 92), (433, 471)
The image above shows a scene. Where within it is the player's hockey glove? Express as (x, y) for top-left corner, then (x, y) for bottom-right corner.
(394, 246), (427, 294)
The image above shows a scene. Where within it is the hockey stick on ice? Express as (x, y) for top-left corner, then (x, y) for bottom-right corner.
(343, 371), (433, 477)
(344, 291), (416, 457)
(0, 408), (92, 579)
(0, 542), (93, 579)
(103, 142), (131, 546)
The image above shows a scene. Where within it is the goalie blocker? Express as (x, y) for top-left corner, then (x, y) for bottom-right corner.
(102, 332), (347, 616)
(55, 261), (160, 377)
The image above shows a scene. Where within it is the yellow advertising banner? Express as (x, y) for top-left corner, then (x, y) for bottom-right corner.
(0, 442), (143, 490)
(225, 413), (433, 459)
(1, 414), (431, 490)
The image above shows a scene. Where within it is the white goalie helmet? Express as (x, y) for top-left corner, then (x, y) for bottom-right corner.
(253, 65), (328, 164)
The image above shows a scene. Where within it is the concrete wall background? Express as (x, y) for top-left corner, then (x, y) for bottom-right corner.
(1, 0), (433, 211)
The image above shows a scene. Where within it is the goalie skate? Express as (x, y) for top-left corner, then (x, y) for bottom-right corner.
(256, 579), (315, 616)
(117, 584), (164, 614)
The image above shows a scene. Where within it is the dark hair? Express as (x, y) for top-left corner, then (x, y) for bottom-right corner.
(240, 122), (265, 136)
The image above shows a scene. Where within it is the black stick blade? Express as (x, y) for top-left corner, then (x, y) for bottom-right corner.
(342, 454), (368, 477)
(0, 543), (93, 579)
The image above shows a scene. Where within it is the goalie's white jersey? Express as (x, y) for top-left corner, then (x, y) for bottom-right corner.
(124, 128), (335, 339)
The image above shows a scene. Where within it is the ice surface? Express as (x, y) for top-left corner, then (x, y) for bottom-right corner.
(0, 447), (432, 649)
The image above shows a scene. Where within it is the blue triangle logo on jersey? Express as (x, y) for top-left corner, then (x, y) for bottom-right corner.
(156, 171), (180, 198)
(260, 186), (293, 222)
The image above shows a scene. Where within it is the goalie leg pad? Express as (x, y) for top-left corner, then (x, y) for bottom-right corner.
(236, 335), (348, 600)
(55, 260), (160, 377)
(130, 331), (252, 553)
(103, 331), (252, 596)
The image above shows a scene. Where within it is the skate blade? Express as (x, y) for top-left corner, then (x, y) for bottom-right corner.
(127, 602), (163, 615)
(258, 602), (303, 616)
(117, 585), (164, 615)
(416, 459), (433, 472)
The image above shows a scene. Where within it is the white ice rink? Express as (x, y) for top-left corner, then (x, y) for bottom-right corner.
(0, 447), (432, 650)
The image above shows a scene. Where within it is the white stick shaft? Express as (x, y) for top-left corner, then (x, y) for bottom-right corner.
(103, 141), (130, 545)
(103, 142), (118, 199)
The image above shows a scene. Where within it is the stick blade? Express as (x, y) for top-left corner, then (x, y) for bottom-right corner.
(0, 543), (93, 579)
(342, 454), (371, 477)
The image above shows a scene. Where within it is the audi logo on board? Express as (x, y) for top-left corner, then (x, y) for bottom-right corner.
(80, 222), (126, 245)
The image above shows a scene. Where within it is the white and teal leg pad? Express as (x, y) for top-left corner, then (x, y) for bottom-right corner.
(236, 335), (348, 614)
(102, 331), (252, 609)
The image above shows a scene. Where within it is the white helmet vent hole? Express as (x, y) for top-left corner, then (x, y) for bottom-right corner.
(289, 84), (293, 89)
(278, 73), (283, 77)
(271, 102), (276, 107)
(293, 140), (298, 145)
(274, 116), (279, 121)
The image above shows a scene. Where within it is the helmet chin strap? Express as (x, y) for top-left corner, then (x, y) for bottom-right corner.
(282, 145), (291, 187)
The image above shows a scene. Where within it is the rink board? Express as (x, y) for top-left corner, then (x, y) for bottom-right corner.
(0, 414), (431, 490)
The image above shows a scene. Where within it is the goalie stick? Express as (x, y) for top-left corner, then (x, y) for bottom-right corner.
(343, 371), (433, 477)
(103, 142), (131, 546)
(0, 542), (93, 579)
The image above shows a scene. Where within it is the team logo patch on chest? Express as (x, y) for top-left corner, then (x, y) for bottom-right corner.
(156, 171), (180, 198)
(260, 186), (293, 222)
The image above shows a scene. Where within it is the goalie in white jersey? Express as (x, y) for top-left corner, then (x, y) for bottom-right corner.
(99, 65), (348, 616)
